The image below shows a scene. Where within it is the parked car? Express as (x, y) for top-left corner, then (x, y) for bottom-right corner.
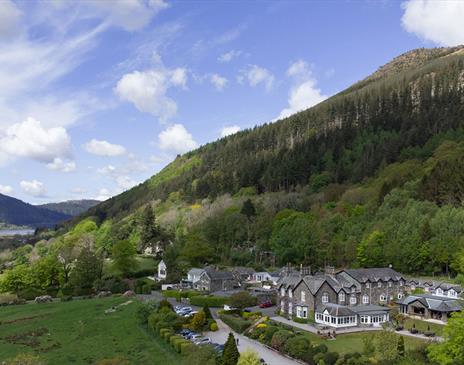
(223, 304), (238, 311)
(179, 329), (192, 337)
(185, 332), (199, 340)
(259, 301), (273, 308)
(193, 337), (211, 345)
(183, 310), (198, 318)
(213, 344), (225, 353)
(176, 307), (192, 315)
(189, 334), (202, 341)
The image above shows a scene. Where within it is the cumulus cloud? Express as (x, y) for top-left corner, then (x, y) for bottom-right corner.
(115, 62), (188, 122)
(115, 176), (137, 190)
(277, 60), (327, 120)
(0, 117), (72, 163)
(238, 65), (274, 91)
(221, 125), (241, 137)
(46, 158), (76, 173)
(20, 180), (47, 197)
(96, 188), (112, 201)
(0, 0), (22, 39)
(0, 185), (14, 195)
(84, 139), (126, 156)
(158, 124), (198, 154)
(402, 0), (464, 46)
(218, 50), (242, 63)
(210, 74), (228, 91)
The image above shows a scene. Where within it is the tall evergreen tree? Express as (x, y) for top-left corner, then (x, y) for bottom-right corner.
(140, 205), (160, 246)
(240, 199), (256, 222)
(397, 335), (405, 357)
(222, 332), (240, 365)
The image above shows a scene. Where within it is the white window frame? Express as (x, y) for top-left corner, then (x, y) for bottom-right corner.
(436, 288), (443, 296)
(397, 292), (403, 299)
(301, 291), (306, 303)
(365, 282), (370, 289)
(378, 281), (382, 288)
(350, 295), (357, 305)
(288, 289), (293, 298)
(362, 294), (369, 304)
(380, 294), (387, 302)
(281, 287), (285, 296)
(322, 292), (329, 303)
(339, 292), (345, 302)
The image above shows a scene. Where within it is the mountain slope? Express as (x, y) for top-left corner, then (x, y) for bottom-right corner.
(39, 200), (100, 217)
(0, 194), (71, 228)
(76, 46), (464, 224)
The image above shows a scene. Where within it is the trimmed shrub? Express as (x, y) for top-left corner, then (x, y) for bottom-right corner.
(210, 322), (218, 331)
(159, 328), (171, 337)
(190, 295), (229, 307)
(284, 335), (311, 359)
(17, 287), (44, 300)
(323, 352), (339, 365)
(141, 284), (152, 294)
(271, 330), (294, 351)
(180, 342), (195, 355)
(163, 330), (174, 342)
(220, 314), (251, 333)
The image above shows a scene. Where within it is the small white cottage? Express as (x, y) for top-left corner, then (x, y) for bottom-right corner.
(158, 260), (167, 280)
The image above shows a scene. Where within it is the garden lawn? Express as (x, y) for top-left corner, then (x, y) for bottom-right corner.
(403, 318), (445, 336)
(300, 332), (428, 354)
(0, 297), (185, 365)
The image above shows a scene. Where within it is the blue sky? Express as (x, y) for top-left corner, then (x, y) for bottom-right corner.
(0, 0), (463, 204)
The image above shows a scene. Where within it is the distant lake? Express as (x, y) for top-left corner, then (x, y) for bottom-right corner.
(0, 229), (35, 237)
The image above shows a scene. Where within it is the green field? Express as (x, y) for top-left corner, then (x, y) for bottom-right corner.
(0, 297), (184, 365)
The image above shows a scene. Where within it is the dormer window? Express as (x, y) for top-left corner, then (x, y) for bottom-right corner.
(388, 281), (392, 287)
(399, 280), (404, 287)
(288, 289), (293, 298)
(436, 288), (443, 296)
(281, 288), (285, 296)
(350, 295), (357, 305)
(378, 282), (382, 288)
(366, 282), (370, 289)
(449, 289), (457, 298)
(339, 292), (345, 302)
(322, 292), (329, 303)
(362, 294), (369, 304)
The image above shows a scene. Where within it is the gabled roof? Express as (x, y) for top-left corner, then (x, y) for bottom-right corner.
(231, 267), (255, 275)
(277, 273), (302, 290)
(398, 294), (464, 312)
(188, 268), (204, 276)
(204, 269), (234, 280)
(342, 268), (404, 283)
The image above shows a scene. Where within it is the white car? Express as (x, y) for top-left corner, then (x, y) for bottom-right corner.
(193, 337), (211, 345)
(190, 334), (202, 342)
(223, 304), (238, 311)
(183, 310), (198, 318)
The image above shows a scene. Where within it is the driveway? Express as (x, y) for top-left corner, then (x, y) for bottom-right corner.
(205, 319), (300, 365)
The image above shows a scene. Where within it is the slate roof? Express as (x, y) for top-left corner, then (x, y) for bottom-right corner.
(350, 305), (390, 315)
(204, 269), (234, 281)
(187, 268), (204, 276)
(343, 268), (404, 283)
(277, 273), (302, 289)
(231, 267), (255, 275)
(317, 303), (356, 316)
(406, 279), (462, 293)
(398, 294), (464, 312)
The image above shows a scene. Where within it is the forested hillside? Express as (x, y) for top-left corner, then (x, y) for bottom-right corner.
(58, 46), (464, 279)
(0, 194), (70, 228)
(3, 47), (464, 297)
(39, 200), (100, 217)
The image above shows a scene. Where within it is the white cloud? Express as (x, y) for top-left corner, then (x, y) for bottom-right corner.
(115, 61), (188, 122)
(0, 0), (22, 39)
(84, 139), (127, 156)
(218, 50), (242, 63)
(86, 0), (169, 31)
(277, 60), (327, 120)
(116, 176), (137, 190)
(210, 74), (228, 91)
(239, 65), (274, 91)
(96, 188), (112, 201)
(0, 185), (14, 195)
(46, 158), (76, 173)
(97, 165), (117, 175)
(221, 125), (241, 137)
(0, 117), (72, 163)
(20, 180), (47, 197)
(158, 124), (198, 154)
(402, 0), (464, 46)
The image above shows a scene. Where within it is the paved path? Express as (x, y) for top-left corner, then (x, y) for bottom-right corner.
(205, 319), (300, 365)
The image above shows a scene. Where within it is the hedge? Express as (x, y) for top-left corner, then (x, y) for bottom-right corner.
(190, 295), (229, 307)
(292, 316), (308, 324)
(180, 342), (195, 355)
(219, 314), (251, 333)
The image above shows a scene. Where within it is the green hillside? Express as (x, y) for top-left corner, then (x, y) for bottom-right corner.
(39, 200), (100, 217)
(3, 47), (464, 297)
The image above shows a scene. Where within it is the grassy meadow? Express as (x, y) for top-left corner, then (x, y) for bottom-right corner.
(0, 296), (184, 365)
